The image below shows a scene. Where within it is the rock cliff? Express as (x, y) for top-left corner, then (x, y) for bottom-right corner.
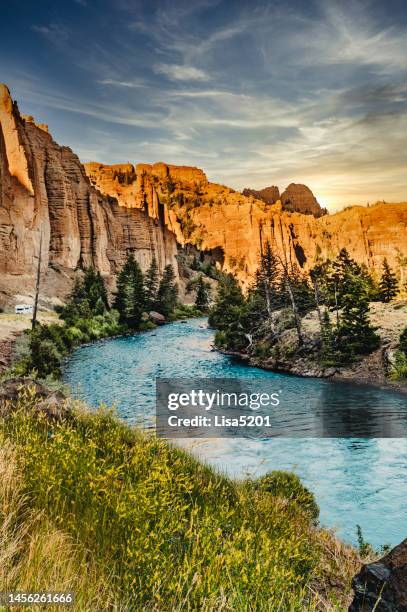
(0, 84), (180, 303)
(1, 83), (406, 302)
(243, 183), (327, 217)
(86, 161), (406, 287)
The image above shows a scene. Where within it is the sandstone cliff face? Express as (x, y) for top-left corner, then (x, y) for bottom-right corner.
(87, 160), (406, 287)
(243, 185), (280, 205)
(0, 85), (180, 302)
(2, 84), (406, 301)
(243, 182), (326, 217)
(280, 183), (325, 217)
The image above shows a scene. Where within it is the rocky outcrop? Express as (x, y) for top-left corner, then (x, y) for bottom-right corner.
(87, 162), (405, 288)
(280, 183), (326, 217)
(2, 83), (406, 301)
(0, 84), (180, 302)
(243, 183), (326, 217)
(349, 539), (407, 611)
(243, 185), (280, 204)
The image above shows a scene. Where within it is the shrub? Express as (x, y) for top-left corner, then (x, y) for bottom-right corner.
(251, 471), (320, 523)
(390, 350), (407, 380)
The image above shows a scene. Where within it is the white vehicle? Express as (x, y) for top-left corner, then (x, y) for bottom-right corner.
(15, 304), (33, 315)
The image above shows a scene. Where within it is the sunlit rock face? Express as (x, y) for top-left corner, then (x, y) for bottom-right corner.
(87, 160), (407, 287)
(244, 183), (327, 217)
(0, 85), (180, 299)
(1, 82), (406, 300)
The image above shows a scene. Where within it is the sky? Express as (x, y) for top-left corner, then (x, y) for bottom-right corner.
(0, 0), (406, 210)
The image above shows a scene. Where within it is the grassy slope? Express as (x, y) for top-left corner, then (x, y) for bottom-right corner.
(0, 389), (359, 611)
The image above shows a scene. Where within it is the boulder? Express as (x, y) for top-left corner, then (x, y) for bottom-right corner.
(0, 378), (71, 421)
(349, 538), (407, 611)
(149, 311), (166, 325)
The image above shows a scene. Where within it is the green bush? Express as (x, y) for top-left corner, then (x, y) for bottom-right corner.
(251, 471), (320, 523)
(390, 350), (407, 380)
(138, 320), (156, 331)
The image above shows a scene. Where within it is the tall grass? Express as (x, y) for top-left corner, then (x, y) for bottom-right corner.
(0, 441), (114, 609)
(0, 388), (359, 610)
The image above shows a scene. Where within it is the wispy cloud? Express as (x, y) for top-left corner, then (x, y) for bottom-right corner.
(98, 78), (147, 88)
(5, 0), (406, 208)
(153, 63), (208, 81)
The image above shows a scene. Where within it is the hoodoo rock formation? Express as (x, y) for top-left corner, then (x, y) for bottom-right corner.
(87, 161), (406, 287)
(0, 84), (179, 304)
(1, 83), (406, 302)
(243, 183), (327, 217)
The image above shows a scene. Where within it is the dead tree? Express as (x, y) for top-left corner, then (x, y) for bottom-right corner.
(32, 231), (43, 330)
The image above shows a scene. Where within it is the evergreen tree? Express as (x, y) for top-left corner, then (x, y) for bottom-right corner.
(144, 257), (159, 311)
(62, 268), (109, 321)
(320, 310), (337, 366)
(114, 253), (145, 328)
(379, 258), (398, 302)
(209, 274), (250, 351)
(337, 272), (380, 361)
(155, 264), (178, 317)
(195, 274), (211, 311)
(255, 241), (282, 316)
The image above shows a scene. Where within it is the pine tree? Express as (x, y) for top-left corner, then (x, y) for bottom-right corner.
(208, 273), (249, 351)
(195, 274), (211, 311)
(337, 272), (380, 361)
(144, 257), (159, 311)
(114, 253), (145, 328)
(258, 241), (282, 314)
(320, 309), (337, 366)
(155, 264), (178, 317)
(62, 268), (109, 320)
(379, 258), (398, 302)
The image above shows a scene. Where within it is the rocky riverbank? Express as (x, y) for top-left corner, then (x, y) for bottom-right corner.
(219, 300), (407, 393)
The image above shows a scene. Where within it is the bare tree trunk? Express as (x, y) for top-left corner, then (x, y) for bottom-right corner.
(313, 276), (323, 329)
(32, 231), (43, 330)
(334, 282), (340, 328)
(285, 274), (304, 346)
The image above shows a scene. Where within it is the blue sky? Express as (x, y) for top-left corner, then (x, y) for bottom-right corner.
(1, 0), (406, 209)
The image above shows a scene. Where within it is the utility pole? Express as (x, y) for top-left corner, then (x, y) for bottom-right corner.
(32, 230), (43, 330)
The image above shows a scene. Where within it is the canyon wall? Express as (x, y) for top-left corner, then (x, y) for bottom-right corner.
(86, 161), (407, 286)
(0, 85), (180, 303)
(1, 83), (406, 304)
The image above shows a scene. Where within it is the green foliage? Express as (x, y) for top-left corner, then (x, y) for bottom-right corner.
(337, 271), (380, 361)
(194, 275), (211, 311)
(114, 253), (145, 328)
(168, 303), (203, 321)
(319, 310), (338, 367)
(390, 350), (407, 380)
(252, 471), (319, 523)
(155, 264), (178, 317)
(399, 327), (407, 355)
(62, 268), (109, 322)
(208, 274), (250, 351)
(356, 525), (374, 559)
(0, 392), (356, 610)
(379, 258), (398, 302)
(144, 257), (159, 311)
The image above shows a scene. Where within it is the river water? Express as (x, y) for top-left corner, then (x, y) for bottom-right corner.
(64, 317), (407, 548)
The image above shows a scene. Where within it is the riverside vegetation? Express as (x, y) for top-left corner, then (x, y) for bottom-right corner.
(6, 255), (204, 380)
(0, 249), (399, 609)
(209, 245), (407, 380)
(0, 387), (360, 610)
